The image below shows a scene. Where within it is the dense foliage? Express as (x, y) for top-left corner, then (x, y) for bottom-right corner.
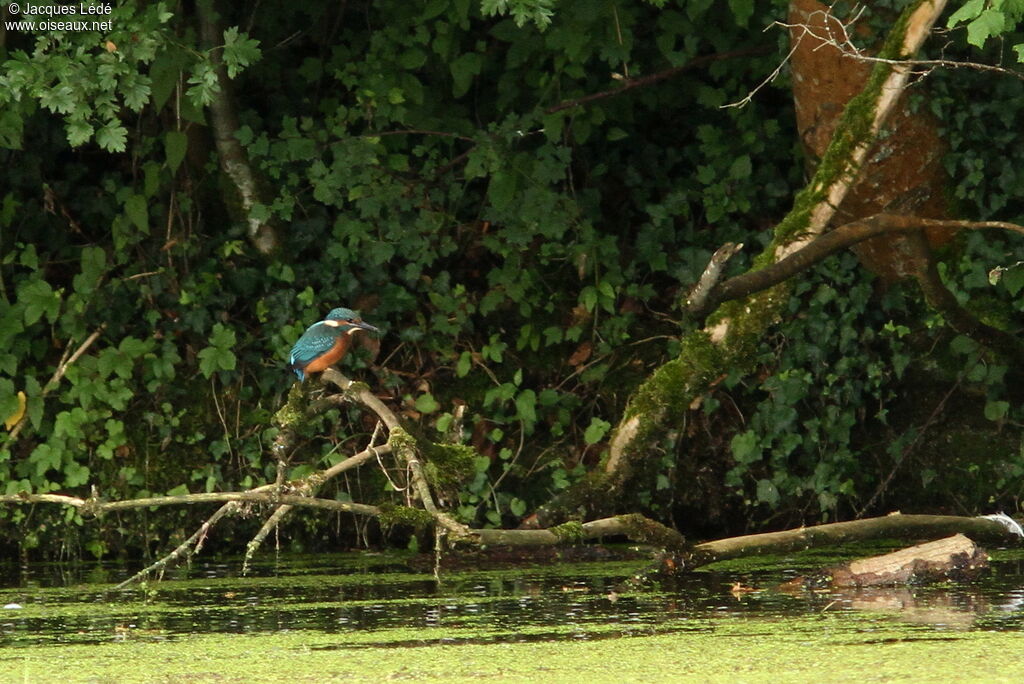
(0, 0), (1022, 557)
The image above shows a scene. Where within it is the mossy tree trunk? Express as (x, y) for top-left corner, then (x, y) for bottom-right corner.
(197, 0), (279, 256)
(537, 0), (949, 524)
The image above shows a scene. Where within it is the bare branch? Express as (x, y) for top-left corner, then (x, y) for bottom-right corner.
(774, 9), (1024, 82)
(8, 324), (107, 441)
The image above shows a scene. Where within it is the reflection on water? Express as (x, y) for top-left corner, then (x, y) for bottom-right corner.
(1, 549), (1024, 648)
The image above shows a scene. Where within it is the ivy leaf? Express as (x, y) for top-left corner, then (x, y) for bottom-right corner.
(1002, 265), (1024, 296)
(731, 430), (761, 465)
(756, 478), (779, 506)
(414, 392), (440, 414)
(515, 389), (536, 424)
(73, 246), (106, 295)
(729, 154), (752, 180)
(96, 121), (128, 152)
(198, 346), (236, 377)
(456, 351), (472, 377)
(198, 324), (237, 377)
(0, 378), (19, 426)
(18, 279), (61, 325)
(583, 417), (611, 445)
(984, 400), (1009, 421)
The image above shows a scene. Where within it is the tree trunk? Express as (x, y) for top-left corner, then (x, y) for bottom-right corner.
(537, 0), (950, 524)
(197, 0), (278, 256)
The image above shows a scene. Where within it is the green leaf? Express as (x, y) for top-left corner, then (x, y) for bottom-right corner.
(580, 285), (598, 312)
(198, 324), (237, 377)
(756, 478), (779, 506)
(583, 417), (611, 445)
(515, 389), (536, 423)
(0, 378), (19, 424)
(121, 72), (152, 111)
(729, 155), (752, 180)
(222, 27), (263, 79)
(18, 279), (61, 325)
(198, 347), (236, 377)
(1014, 43), (1024, 62)
(66, 119), (95, 147)
(984, 400), (1009, 421)
(947, 0), (985, 28)
(39, 84), (76, 115)
(456, 351), (472, 377)
(509, 497), (527, 517)
(165, 131), (188, 173)
(1002, 265), (1024, 296)
(966, 9), (1005, 48)
(74, 246), (106, 295)
(96, 121), (128, 153)
(415, 392), (440, 414)
(727, 0), (754, 27)
(731, 430), (761, 465)
(450, 52), (482, 98)
(487, 171), (517, 212)
(124, 194), (148, 232)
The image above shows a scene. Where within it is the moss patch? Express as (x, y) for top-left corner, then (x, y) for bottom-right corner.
(376, 503), (435, 531)
(423, 443), (477, 489)
(549, 521), (586, 545)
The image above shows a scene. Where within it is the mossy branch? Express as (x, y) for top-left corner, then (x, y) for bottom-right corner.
(688, 214), (1024, 319)
(540, 0), (950, 524)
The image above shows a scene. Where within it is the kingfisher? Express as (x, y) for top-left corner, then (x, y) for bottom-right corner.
(288, 307), (380, 381)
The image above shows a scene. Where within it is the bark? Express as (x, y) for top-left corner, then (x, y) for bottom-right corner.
(197, 0), (278, 255)
(789, 0), (954, 282)
(821, 534), (988, 586)
(686, 214), (1024, 364)
(538, 0), (950, 524)
(688, 513), (1018, 567)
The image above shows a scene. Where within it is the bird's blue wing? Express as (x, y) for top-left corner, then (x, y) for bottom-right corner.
(288, 323), (340, 378)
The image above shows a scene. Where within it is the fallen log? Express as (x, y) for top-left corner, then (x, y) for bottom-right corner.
(689, 513), (1022, 567)
(794, 534), (989, 588)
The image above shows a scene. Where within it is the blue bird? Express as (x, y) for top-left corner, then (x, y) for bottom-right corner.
(288, 308), (380, 381)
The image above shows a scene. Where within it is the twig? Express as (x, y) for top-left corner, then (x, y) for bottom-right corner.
(8, 324), (107, 441)
(775, 10), (1024, 82)
(684, 242), (744, 312)
(546, 47), (771, 114)
(114, 502), (240, 590)
(855, 374), (962, 518)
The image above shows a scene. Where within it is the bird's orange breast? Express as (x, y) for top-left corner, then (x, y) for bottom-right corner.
(302, 335), (351, 374)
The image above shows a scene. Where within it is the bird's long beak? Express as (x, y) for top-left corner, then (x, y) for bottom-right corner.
(352, 320), (380, 335)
